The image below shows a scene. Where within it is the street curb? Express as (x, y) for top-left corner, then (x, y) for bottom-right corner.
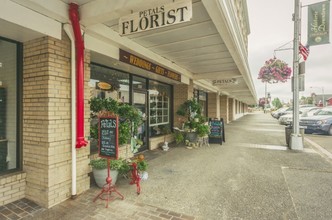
(304, 137), (332, 163)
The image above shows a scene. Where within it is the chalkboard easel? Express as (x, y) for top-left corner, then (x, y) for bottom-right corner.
(208, 118), (225, 145)
(98, 114), (119, 159)
(95, 113), (124, 207)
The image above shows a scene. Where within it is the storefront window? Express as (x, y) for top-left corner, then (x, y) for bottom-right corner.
(89, 64), (173, 150)
(132, 76), (148, 151)
(0, 38), (21, 174)
(199, 91), (207, 117)
(148, 81), (171, 137)
(89, 64), (130, 103)
(194, 89), (208, 117)
(89, 64), (130, 152)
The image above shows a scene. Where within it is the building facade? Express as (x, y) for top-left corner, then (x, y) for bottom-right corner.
(0, 0), (257, 207)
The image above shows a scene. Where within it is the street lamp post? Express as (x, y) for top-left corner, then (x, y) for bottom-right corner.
(290, 0), (303, 150)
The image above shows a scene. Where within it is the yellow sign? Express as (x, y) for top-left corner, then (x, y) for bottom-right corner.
(119, 49), (181, 82)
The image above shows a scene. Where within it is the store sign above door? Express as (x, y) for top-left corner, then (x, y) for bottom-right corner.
(119, 0), (192, 36)
(212, 78), (238, 86)
(119, 49), (181, 82)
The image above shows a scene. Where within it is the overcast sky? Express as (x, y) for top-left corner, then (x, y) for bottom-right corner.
(247, 0), (332, 104)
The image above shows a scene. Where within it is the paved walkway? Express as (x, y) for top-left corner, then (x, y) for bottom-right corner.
(1, 111), (332, 220)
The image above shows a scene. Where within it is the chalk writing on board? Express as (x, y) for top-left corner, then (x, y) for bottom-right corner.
(99, 116), (118, 159)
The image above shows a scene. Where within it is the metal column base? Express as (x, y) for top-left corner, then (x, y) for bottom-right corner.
(290, 134), (303, 150)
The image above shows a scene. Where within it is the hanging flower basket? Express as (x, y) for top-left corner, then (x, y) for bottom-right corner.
(258, 58), (292, 83)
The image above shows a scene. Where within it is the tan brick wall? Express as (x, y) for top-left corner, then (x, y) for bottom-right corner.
(23, 32), (90, 208)
(0, 172), (26, 206)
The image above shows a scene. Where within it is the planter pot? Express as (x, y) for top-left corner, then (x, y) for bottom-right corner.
(92, 168), (119, 188)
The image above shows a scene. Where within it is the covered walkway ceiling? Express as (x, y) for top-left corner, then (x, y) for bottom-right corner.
(9, 0), (257, 105)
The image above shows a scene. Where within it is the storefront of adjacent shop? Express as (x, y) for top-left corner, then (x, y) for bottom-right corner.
(0, 0), (256, 209)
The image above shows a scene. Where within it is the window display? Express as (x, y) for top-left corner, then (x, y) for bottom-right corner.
(194, 89), (208, 117)
(89, 64), (130, 152)
(89, 64), (173, 146)
(89, 64), (130, 103)
(149, 81), (171, 137)
(0, 38), (21, 173)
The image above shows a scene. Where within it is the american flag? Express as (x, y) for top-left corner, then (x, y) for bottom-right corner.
(299, 43), (309, 61)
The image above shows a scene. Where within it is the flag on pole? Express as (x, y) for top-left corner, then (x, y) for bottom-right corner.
(299, 43), (309, 61)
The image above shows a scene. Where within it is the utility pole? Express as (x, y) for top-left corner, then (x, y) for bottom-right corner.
(290, 0), (303, 150)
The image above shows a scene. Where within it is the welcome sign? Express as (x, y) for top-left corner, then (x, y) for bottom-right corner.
(119, 0), (192, 36)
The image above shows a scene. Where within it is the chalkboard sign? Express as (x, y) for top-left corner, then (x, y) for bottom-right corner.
(98, 116), (118, 159)
(208, 118), (225, 145)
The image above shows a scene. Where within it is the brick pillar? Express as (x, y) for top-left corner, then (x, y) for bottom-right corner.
(23, 32), (90, 208)
(207, 93), (220, 119)
(173, 80), (193, 127)
(228, 98), (235, 122)
(220, 95), (229, 124)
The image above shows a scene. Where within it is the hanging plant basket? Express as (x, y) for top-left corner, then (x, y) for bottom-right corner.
(258, 58), (292, 83)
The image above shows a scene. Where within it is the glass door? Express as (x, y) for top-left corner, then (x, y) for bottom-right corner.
(132, 76), (148, 152)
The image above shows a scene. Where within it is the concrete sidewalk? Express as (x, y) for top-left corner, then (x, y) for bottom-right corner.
(1, 111), (332, 220)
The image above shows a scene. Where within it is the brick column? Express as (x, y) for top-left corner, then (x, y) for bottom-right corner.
(220, 95), (229, 124)
(173, 80), (193, 127)
(207, 93), (220, 119)
(228, 98), (235, 122)
(23, 32), (90, 208)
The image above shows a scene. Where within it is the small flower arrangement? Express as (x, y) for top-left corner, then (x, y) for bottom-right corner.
(258, 58), (292, 83)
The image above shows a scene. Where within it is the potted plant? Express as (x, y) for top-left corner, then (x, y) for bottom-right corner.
(176, 98), (210, 143)
(134, 155), (149, 181)
(196, 123), (210, 137)
(89, 158), (124, 187)
(118, 154), (149, 181)
(176, 98), (202, 121)
(174, 131), (185, 145)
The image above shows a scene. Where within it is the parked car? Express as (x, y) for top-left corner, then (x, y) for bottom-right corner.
(301, 107), (322, 117)
(273, 107), (293, 119)
(299, 107), (332, 135)
(271, 107), (289, 119)
(278, 107), (321, 125)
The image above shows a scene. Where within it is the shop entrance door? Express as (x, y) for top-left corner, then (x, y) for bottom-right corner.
(133, 89), (148, 152)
